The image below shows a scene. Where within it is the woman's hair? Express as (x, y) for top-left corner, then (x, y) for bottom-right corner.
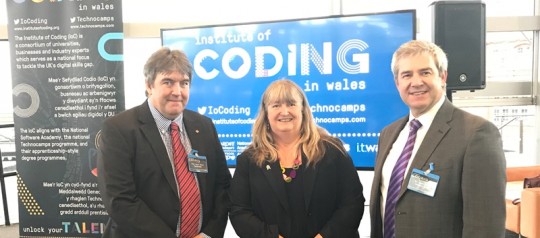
(246, 79), (346, 167)
(390, 40), (448, 80)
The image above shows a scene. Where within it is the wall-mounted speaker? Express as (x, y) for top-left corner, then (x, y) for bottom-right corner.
(431, 1), (486, 91)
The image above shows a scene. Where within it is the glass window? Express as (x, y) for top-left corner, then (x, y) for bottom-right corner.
(462, 105), (537, 166)
(0, 41), (14, 125)
(484, 0), (536, 16)
(0, 125), (15, 174)
(487, 32), (534, 83)
(453, 31), (534, 100)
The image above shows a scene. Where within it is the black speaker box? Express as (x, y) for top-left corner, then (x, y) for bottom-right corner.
(431, 1), (486, 91)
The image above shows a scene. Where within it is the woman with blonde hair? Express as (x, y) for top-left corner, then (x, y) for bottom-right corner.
(229, 79), (364, 238)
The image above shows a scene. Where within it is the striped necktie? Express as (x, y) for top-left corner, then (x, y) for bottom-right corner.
(170, 122), (201, 238)
(383, 119), (422, 238)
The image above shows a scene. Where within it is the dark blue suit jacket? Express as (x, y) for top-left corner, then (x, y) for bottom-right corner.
(97, 101), (231, 238)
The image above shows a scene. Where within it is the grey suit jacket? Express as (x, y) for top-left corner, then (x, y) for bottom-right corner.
(370, 99), (506, 238)
(97, 101), (231, 238)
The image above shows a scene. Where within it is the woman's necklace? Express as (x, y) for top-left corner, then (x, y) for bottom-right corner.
(280, 153), (301, 183)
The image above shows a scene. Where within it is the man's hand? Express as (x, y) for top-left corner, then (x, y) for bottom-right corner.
(193, 233), (210, 238)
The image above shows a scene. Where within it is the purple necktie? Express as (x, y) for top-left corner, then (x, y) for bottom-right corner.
(383, 119), (422, 238)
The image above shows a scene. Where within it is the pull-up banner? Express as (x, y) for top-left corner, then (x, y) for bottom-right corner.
(6, 0), (124, 236)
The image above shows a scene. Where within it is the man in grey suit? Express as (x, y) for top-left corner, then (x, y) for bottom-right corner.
(370, 40), (506, 238)
(97, 48), (231, 238)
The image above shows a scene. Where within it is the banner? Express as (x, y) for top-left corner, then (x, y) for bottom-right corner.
(6, 0), (124, 236)
(162, 11), (415, 169)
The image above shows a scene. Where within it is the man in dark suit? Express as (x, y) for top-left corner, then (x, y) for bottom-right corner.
(370, 40), (506, 238)
(97, 48), (231, 238)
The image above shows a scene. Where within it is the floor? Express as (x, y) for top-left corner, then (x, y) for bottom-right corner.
(0, 223), (527, 238)
(0, 223), (19, 238)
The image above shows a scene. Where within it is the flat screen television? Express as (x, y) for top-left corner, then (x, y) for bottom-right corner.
(161, 10), (415, 170)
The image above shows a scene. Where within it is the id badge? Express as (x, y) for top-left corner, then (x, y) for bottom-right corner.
(407, 168), (440, 197)
(187, 149), (208, 173)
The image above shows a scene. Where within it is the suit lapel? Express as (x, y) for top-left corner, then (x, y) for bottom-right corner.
(137, 102), (179, 195)
(378, 117), (408, 171)
(263, 161), (289, 212)
(400, 99), (453, 196)
(371, 117), (407, 207)
(370, 116), (408, 234)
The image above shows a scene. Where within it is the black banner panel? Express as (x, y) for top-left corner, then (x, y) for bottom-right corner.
(6, 0), (124, 236)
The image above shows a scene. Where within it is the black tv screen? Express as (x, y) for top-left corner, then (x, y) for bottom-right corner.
(161, 10), (415, 169)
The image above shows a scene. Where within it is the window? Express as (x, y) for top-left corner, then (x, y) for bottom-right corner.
(0, 41), (13, 125)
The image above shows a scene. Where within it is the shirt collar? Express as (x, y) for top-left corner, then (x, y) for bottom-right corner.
(147, 100), (184, 133)
(409, 94), (446, 128)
